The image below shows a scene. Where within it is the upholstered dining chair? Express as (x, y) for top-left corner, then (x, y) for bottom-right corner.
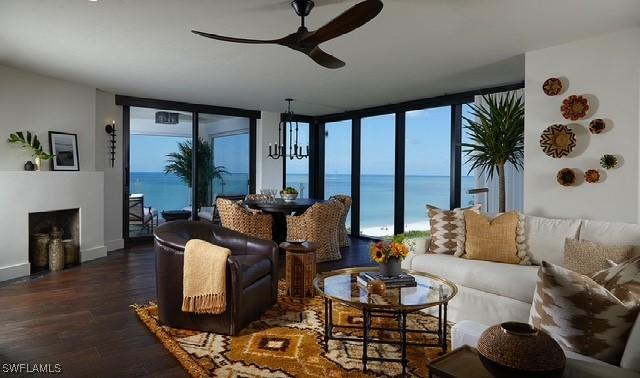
(329, 195), (352, 248)
(216, 198), (273, 241)
(286, 200), (344, 262)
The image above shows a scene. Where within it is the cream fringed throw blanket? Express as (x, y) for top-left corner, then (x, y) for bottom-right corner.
(182, 239), (231, 314)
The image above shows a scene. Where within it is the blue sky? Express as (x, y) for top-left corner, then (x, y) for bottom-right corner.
(131, 104), (473, 175)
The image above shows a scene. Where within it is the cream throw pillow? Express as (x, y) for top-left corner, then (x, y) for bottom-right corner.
(530, 261), (638, 365)
(564, 238), (635, 276)
(463, 211), (520, 264)
(427, 204), (481, 255)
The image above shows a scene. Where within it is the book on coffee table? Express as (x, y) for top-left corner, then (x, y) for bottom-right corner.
(357, 272), (417, 288)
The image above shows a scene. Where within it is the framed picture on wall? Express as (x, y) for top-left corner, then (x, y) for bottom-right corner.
(49, 131), (80, 171)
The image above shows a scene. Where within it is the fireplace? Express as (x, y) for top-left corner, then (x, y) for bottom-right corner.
(28, 208), (80, 274)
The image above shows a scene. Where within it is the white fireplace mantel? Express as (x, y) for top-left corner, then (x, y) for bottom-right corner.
(0, 171), (106, 281)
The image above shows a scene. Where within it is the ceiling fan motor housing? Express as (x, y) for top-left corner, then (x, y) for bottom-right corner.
(291, 0), (315, 17)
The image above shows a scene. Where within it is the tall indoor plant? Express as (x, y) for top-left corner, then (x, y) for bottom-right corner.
(462, 92), (524, 213)
(164, 138), (228, 209)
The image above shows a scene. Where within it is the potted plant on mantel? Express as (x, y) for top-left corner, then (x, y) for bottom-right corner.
(7, 131), (54, 171)
(462, 92), (524, 213)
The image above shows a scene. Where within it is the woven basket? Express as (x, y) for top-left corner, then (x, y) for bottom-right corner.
(477, 322), (565, 378)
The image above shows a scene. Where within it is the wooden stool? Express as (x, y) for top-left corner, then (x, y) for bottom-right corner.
(280, 241), (318, 298)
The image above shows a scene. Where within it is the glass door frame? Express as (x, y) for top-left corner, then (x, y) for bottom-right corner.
(117, 95), (260, 242)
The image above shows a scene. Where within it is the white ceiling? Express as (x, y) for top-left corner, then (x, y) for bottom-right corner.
(1, 0), (639, 115)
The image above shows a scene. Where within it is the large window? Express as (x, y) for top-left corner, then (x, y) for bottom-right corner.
(285, 122), (310, 198)
(404, 107), (451, 231)
(360, 114), (395, 238)
(324, 120), (352, 229)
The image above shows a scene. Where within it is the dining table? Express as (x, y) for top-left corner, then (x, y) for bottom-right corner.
(244, 198), (326, 244)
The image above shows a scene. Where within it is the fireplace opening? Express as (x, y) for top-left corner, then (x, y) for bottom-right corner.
(29, 208), (80, 274)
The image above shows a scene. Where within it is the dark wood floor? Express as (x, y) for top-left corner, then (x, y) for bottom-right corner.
(0, 238), (373, 377)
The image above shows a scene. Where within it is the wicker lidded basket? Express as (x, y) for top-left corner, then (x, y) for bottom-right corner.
(477, 322), (565, 378)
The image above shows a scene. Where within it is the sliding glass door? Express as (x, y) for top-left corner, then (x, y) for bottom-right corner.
(128, 107), (192, 237)
(199, 113), (251, 204)
(123, 100), (256, 240)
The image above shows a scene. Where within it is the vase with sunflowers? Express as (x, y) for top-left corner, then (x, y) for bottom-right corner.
(370, 235), (410, 277)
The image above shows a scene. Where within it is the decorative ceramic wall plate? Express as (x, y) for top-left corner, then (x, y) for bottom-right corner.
(557, 168), (576, 186)
(600, 154), (618, 170)
(542, 78), (563, 96)
(561, 95), (589, 120)
(584, 169), (601, 183)
(540, 124), (577, 158)
(589, 119), (606, 134)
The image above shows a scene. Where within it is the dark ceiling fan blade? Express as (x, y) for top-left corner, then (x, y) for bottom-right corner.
(302, 0), (383, 45)
(191, 30), (283, 44)
(306, 46), (345, 69)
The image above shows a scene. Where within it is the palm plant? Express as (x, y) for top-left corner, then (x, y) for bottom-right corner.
(164, 138), (228, 209)
(462, 92), (524, 213)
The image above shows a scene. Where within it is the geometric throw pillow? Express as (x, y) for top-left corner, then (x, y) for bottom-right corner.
(427, 204), (481, 255)
(564, 238), (636, 276)
(530, 261), (639, 365)
(591, 255), (640, 306)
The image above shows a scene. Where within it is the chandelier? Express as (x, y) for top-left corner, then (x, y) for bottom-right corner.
(268, 99), (309, 160)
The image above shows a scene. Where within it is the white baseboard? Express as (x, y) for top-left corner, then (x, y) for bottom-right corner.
(81, 245), (108, 262)
(0, 262), (30, 282)
(105, 238), (125, 251)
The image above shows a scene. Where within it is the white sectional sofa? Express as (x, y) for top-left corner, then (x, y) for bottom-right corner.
(401, 214), (640, 377)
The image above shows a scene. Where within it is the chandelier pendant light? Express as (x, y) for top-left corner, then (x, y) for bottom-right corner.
(268, 99), (310, 160)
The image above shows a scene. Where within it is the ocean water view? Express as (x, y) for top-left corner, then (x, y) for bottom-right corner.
(133, 172), (476, 233)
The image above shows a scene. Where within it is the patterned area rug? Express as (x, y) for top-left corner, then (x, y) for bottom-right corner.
(133, 283), (450, 377)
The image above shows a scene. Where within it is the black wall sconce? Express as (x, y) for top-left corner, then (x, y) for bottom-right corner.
(104, 120), (116, 168)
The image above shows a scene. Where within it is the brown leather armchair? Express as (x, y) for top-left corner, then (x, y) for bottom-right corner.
(154, 220), (278, 335)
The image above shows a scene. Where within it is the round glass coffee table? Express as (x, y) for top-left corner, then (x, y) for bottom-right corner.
(313, 267), (457, 375)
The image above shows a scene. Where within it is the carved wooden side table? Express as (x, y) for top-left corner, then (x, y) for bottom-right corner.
(280, 241), (319, 298)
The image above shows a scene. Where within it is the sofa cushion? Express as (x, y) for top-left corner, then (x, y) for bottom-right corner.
(409, 253), (539, 303)
(564, 238), (636, 276)
(524, 215), (582, 265)
(427, 204), (481, 255)
(579, 220), (640, 254)
(464, 211), (521, 264)
(236, 254), (271, 289)
(530, 262), (638, 365)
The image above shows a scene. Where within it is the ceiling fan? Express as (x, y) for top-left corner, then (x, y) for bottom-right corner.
(191, 0), (384, 69)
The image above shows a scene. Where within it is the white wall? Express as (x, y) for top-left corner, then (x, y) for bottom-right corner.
(0, 65), (97, 171)
(524, 28), (640, 223)
(95, 90), (124, 251)
(256, 111), (283, 191)
(0, 65), (121, 280)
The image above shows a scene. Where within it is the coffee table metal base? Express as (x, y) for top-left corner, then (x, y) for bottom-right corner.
(322, 298), (448, 376)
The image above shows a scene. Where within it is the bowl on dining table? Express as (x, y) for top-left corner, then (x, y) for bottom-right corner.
(281, 192), (298, 202)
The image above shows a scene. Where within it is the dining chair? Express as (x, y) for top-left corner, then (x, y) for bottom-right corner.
(286, 200), (344, 262)
(329, 195), (352, 248)
(216, 198), (273, 241)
